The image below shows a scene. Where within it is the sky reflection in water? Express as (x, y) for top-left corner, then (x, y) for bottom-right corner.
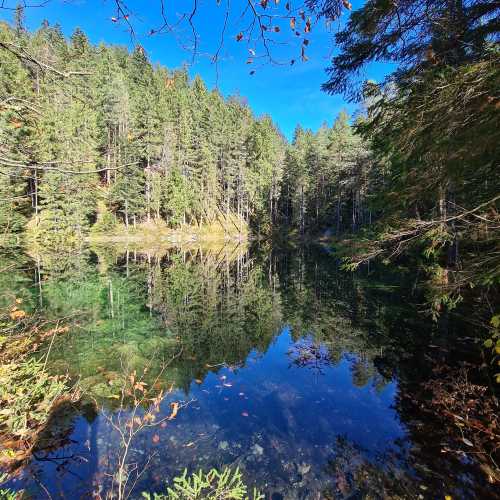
(2, 245), (436, 498)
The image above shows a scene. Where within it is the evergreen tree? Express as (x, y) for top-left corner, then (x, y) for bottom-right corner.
(0, 21), (289, 239)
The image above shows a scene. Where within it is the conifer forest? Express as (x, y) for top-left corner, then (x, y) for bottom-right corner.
(0, 1), (499, 498)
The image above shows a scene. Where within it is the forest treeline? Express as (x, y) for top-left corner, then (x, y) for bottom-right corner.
(0, 19), (287, 242)
(0, 17), (373, 243)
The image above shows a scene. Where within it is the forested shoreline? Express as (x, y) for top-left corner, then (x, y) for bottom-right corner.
(1, 19), (286, 242)
(2, 13), (498, 321)
(1, 18), (376, 244)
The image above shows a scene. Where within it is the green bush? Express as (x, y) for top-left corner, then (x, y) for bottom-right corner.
(91, 209), (120, 234)
(0, 358), (68, 438)
(142, 467), (264, 500)
(0, 474), (16, 500)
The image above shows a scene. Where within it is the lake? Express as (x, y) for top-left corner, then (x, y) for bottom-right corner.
(1, 242), (495, 499)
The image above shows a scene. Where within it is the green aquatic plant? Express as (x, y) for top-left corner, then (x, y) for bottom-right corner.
(0, 474), (17, 500)
(0, 300), (74, 454)
(142, 467), (264, 500)
(0, 357), (68, 439)
(484, 314), (500, 383)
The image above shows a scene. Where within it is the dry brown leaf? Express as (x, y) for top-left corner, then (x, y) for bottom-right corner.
(169, 402), (180, 420)
(10, 309), (26, 320)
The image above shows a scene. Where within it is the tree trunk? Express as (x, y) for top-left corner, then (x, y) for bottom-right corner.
(146, 159), (151, 222)
(34, 167), (38, 216)
(336, 194), (341, 234)
(106, 128), (111, 185)
(125, 199), (129, 230)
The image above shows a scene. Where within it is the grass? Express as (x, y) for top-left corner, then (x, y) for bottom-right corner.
(88, 216), (249, 245)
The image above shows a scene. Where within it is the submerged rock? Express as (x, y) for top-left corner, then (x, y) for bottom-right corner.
(251, 443), (264, 456)
(218, 440), (229, 451)
(297, 462), (311, 475)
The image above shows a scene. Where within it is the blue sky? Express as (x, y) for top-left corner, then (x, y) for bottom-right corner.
(1, 0), (393, 140)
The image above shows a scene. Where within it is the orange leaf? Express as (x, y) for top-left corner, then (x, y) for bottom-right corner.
(10, 309), (26, 320)
(290, 17), (295, 30)
(144, 413), (155, 423)
(152, 434), (160, 444)
(168, 402), (179, 420)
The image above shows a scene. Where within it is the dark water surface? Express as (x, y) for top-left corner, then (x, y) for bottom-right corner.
(1, 243), (495, 498)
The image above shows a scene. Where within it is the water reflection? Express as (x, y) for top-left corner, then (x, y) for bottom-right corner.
(0, 243), (493, 498)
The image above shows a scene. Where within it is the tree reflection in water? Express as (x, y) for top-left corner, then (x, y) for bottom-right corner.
(0, 242), (495, 499)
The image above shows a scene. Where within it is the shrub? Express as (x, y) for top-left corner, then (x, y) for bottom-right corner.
(0, 358), (68, 439)
(142, 467), (264, 500)
(91, 209), (120, 234)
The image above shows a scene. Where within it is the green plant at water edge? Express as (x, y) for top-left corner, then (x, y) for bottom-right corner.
(484, 314), (500, 383)
(0, 358), (68, 438)
(142, 467), (264, 500)
(0, 489), (16, 500)
(91, 201), (121, 234)
(0, 474), (16, 500)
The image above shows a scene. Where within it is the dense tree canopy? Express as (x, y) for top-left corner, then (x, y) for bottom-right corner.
(320, 0), (500, 314)
(0, 20), (290, 241)
(0, 18), (370, 243)
(321, 0), (500, 98)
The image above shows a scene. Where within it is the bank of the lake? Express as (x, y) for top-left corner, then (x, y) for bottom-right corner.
(87, 218), (248, 244)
